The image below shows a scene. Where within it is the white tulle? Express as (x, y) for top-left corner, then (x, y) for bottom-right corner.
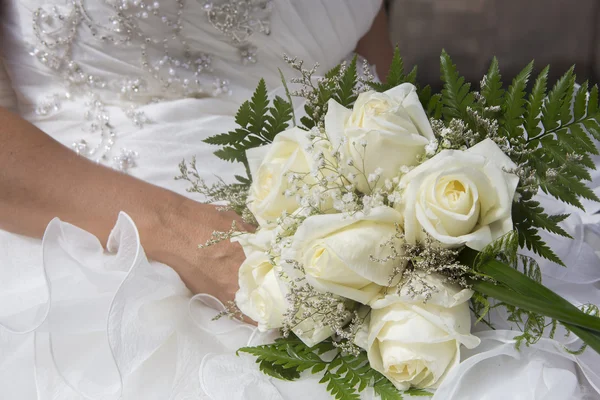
(1, 0), (600, 398)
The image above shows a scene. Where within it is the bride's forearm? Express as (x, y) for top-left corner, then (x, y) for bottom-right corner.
(0, 106), (191, 258)
(355, 5), (395, 80)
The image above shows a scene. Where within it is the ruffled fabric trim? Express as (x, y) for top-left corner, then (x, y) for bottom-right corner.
(1, 212), (259, 399)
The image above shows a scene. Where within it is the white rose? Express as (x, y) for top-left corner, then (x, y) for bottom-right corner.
(365, 273), (480, 390)
(246, 127), (313, 225)
(400, 138), (519, 250)
(325, 83), (435, 193)
(235, 250), (287, 332)
(281, 206), (406, 304)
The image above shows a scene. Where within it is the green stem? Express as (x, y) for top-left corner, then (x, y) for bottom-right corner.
(242, 156), (252, 182)
(526, 116), (585, 143)
(278, 68), (297, 127)
(471, 280), (600, 333)
(478, 258), (575, 306)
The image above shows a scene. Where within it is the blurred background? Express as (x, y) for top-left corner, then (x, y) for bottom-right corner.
(386, 0), (600, 90)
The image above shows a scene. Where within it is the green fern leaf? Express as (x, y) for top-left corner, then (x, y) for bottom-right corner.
(326, 64), (342, 80)
(238, 340), (325, 372)
(588, 85), (599, 117)
(559, 73), (577, 125)
(264, 96), (293, 141)
(517, 224), (565, 266)
(203, 129), (249, 145)
(320, 370), (360, 400)
(248, 78), (270, 133)
(405, 388), (433, 397)
(204, 79), (294, 178)
(512, 199), (575, 265)
(385, 47), (406, 89)
(524, 65), (549, 139)
(234, 100), (252, 127)
(419, 85), (432, 107)
(481, 57), (504, 108)
(569, 123), (599, 157)
(372, 375), (404, 400)
(213, 147), (244, 163)
(337, 353), (372, 392)
(257, 359), (301, 381)
(573, 81), (589, 121)
(541, 66), (575, 131)
(583, 118), (600, 141)
(405, 65), (418, 85)
(440, 50), (475, 121)
(334, 55), (358, 107)
(502, 61), (533, 139)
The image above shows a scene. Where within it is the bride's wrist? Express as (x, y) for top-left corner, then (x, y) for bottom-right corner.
(140, 192), (195, 264)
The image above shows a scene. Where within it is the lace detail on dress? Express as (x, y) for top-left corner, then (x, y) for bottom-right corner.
(29, 0), (272, 171)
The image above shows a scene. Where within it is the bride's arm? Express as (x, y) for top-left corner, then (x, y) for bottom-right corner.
(355, 5), (395, 81)
(0, 106), (249, 301)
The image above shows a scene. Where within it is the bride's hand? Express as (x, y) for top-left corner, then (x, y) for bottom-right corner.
(0, 106), (252, 306)
(146, 198), (255, 304)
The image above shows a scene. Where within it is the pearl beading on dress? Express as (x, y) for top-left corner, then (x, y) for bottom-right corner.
(29, 0), (273, 171)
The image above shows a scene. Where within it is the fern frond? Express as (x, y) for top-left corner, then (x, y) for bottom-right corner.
(481, 57), (504, 108)
(501, 61), (533, 139)
(440, 50), (475, 121)
(524, 65), (549, 140)
(333, 55), (358, 107)
(541, 66), (575, 131)
(204, 79), (294, 179)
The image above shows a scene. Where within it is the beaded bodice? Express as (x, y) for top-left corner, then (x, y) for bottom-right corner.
(1, 0), (381, 180)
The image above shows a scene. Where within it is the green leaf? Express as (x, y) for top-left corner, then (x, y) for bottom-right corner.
(518, 224), (565, 266)
(481, 57), (504, 108)
(524, 65), (549, 139)
(234, 100), (252, 127)
(513, 199), (572, 240)
(405, 65), (418, 85)
(234, 175), (251, 185)
(440, 50), (475, 121)
(385, 47), (406, 89)
(257, 359), (301, 381)
(559, 73), (577, 125)
(405, 388), (433, 397)
(583, 118), (600, 141)
(574, 81), (589, 121)
(213, 147), (244, 163)
(471, 258), (600, 333)
(502, 61), (533, 139)
(264, 96), (293, 141)
(203, 128), (249, 146)
(588, 85), (599, 117)
(370, 48), (419, 93)
(238, 338), (325, 373)
(333, 55), (358, 107)
(573, 123), (600, 157)
(320, 370), (360, 400)
(469, 256), (600, 353)
(204, 78), (295, 179)
(248, 78), (270, 134)
(541, 66), (575, 131)
(373, 374), (404, 400)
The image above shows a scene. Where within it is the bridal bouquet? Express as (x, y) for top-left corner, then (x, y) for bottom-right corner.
(178, 50), (600, 399)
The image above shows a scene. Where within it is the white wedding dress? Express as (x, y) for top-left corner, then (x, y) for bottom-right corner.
(0, 1), (599, 399)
